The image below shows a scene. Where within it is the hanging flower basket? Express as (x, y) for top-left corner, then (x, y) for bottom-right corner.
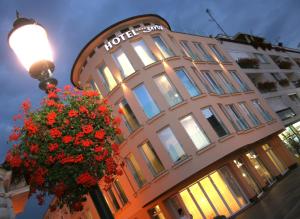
(278, 79), (290, 87)
(277, 60), (292, 69)
(237, 58), (259, 69)
(4, 85), (123, 212)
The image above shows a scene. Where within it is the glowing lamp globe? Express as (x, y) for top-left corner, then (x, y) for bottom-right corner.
(8, 13), (57, 91)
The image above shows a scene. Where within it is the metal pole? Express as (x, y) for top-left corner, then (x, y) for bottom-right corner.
(206, 9), (228, 36)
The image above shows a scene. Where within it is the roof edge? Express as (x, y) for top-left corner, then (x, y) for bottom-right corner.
(70, 14), (171, 88)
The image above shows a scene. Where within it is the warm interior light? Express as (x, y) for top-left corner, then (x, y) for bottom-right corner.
(9, 24), (53, 71)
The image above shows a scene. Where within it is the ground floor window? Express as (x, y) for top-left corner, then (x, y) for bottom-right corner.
(148, 205), (166, 219)
(262, 144), (287, 174)
(279, 123), (300, 157)
(174, 167), (247, 219)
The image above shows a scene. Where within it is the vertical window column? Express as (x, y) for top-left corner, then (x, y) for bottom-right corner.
(154, 74), (183, 107)
(202, 71), (225, 95)
(119, 98), (140, 133)
(112, 48), (135, 78)
(180, 40), (200, 60)
(229, 71), (250, 92)
(152, 35), (175, 59)
(133, 84), (160, 119)
(132, 39), (157, 66)
(215, 71), (237, 93)
(98, 64), (117, 92)
(252, 99), (273, 122)
(180, 115), (210, 150)
(126, 154), (147, 188)
(238, 102), (261, 127)
(193, 42), (213, 61)
(158, 127), (186, 163)
(208, 44), (227, 62)
(176, 68), (201, 97)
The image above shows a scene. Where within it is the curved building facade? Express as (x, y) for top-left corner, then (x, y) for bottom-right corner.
(45, 15), (296, 219)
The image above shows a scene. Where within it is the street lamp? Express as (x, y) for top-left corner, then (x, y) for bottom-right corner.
(7, 12), (114, 219)
(8, 11), (57, 92)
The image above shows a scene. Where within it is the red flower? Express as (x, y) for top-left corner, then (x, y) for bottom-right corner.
(45, 99), (56, 107)
(48, 143), (59, 152)
(64, 85), (71, 91)
(13, 114), (22, 121)
(30, 144), (39, 154)
(48, 91), (58, 99)
(22, 99), (31, 113)
(115, 127), (122, 135)
(76, 172), (97, 187)
(47, 111), (57, 126)
(7, 153), (22, 168)
(116, 168), (123, 176)
(79, 106), (89, 114)
(104, 116), (110, 125)
(60, 155), (84, 164)
(98, 105), (108, 114)
(9, 131), (20, 142)
(89, 112), (96, 119)
(68, 110), (78, 118)
(46, 156), (56, 164)
(82, 90), (98, 97)
(62, 135), (73, 144)
(31, 167), (47, 186)
(95, 129), (105, 140)
(113, 117), (122, 125)
(118, 108), (124, 114)
(82, 124), (93, 134)
(94, 146), (103, 153)
(50, 128), (62, 138)
(111, 143), (119, 154)
(72, 202), (83, 211)
(24, 118), (38, 136)
(81, 139), (93, 147)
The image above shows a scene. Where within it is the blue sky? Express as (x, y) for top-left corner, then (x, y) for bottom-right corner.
(0, 0), (299, 218)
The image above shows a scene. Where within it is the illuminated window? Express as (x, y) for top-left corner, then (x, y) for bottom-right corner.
(254, 53), (269, 64)
(193, 42), (213, 61)
(119, 98), (140, 133)
(132, 39), (157, 66)
(192, 67), (212, 93)
(208, 44), (226, 62)
(180, 40), (200, 60)
(176, 68), (201, 97)
(133, 84), (160, 119)
(202, 107), (229, 137)
(126, 153), (146, 188)
(113, 179), (128, 205)
(112, 48), (135, 77)
(180, 115), (210, 150)
(153, 35), (174, 58)
(238, 102), (261, 127)
(229, 71), (250, 92)
(215, 70), (237, 93)
(98, 64), (117, 92)
(148, 205), (166, 219)
(158, 127), (186, 163)
(202, 71), (224, 95)
(252, 99), (273, 122)
(154, 74), (182, 106)
(139, 141), (165, 176)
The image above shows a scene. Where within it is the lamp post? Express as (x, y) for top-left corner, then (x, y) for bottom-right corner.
(7, 12), (114, 219)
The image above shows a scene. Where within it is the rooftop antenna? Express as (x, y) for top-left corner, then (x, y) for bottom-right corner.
(206, 8), (228, 37)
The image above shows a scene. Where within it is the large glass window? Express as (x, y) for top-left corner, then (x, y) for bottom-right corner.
(201, 107), (229, 137)
(226, 104), (250, 131)
(139, 141), (165, 176)
(192, 67), (212, 93)
(119, 98), (140, 133)
(112, 48), (135, 77)
(107, 188), (120, 211)
(202, 71), (225, 95)
(180, 40), (200, 60)
(176, 68), (201, 97)
(229, 71), (250, 92)
(154, 74), (182, 107)
(153, 35), (174, 58)
(132, 39), (156, 66)
(253, 53), (269, 64)
(193, 42), (213, 61)
(126, 154), (146, 188)
(238, 102), (261, 127)
(158, 127), (186, 163)
(252, 100), (273, 122)
(113, 179), (128, 206)
(208, 44), (226, 62)
(215, 71), (237, 93)
(133, 84), (160, 119)
(98, 64), (117, 92)
(180, 115), (210, 150)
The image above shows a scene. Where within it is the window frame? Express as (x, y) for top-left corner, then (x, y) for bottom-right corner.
(118, 98), (140, 133)
(175, 68), (201, 97)
(152, 35), (175, 59)
(112, 48), (135, 78)
(97, 63), (118, 92)
(208, 44), (227, 62)
(131, 39), (157, 66)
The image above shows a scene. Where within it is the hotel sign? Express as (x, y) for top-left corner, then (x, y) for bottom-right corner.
(104, 25), (164, 51)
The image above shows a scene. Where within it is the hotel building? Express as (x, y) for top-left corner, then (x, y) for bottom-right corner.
(218, 34), (300, 157)
(45, 14), (297, 219)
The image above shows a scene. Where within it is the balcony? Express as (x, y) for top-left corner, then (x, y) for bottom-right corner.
(278, 79), (290, 87)
(237, 58), (259, 69)
(277, 60), (293, 69)
(276, 107), (296, 120)
(257, 81), (277, 93)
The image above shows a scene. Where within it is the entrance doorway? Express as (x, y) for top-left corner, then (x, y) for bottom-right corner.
(174, 167), (248, 219)
(262, 144), (287, 175)
(245, 151), (275, 186)
(233, 159), (262, 196)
